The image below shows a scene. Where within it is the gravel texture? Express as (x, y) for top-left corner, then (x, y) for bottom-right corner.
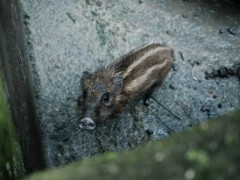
(19, 0), (240, 167)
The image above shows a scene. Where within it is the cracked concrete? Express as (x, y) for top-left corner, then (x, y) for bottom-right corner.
(19, 0), (240, 167)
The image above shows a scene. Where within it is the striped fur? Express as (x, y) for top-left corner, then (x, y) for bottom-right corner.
(115, 43), (173, 99)
(79, 43), (173, 130)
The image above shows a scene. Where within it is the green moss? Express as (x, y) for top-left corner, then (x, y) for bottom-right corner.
(0, 71), (25, 179)
(186, 149), (210, 167)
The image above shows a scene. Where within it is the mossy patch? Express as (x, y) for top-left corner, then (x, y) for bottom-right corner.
(0, 71), (25, 179)
(25, 110), (240, 180)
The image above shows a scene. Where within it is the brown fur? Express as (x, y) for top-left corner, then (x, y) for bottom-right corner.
(78, 43), (173, 130)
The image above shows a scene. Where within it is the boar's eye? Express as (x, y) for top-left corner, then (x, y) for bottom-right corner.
(101, 92), (110, 103)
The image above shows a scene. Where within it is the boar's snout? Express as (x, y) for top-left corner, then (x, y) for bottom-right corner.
(79, 117), (96, 130)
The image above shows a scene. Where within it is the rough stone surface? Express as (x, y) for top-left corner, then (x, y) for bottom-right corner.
(19, 0), (240, 167)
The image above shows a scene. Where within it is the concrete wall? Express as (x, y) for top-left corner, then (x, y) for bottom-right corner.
(19, 0), (240, 167)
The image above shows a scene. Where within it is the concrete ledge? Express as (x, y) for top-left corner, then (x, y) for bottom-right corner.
(19, 0), (240, 167)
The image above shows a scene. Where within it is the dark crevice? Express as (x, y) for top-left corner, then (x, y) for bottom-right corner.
(0, 0), (45, 174)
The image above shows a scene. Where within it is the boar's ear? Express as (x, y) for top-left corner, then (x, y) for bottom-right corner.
(81, 71), (91, 82)
(111, 76), (123, 92)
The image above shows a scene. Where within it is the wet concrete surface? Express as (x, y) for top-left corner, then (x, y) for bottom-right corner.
(19, 0), (240, 167)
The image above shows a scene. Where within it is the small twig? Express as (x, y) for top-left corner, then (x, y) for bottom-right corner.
(151, 97), (182, 120)
(149, 110), (175, 134)
(178, 51), (184, 61)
